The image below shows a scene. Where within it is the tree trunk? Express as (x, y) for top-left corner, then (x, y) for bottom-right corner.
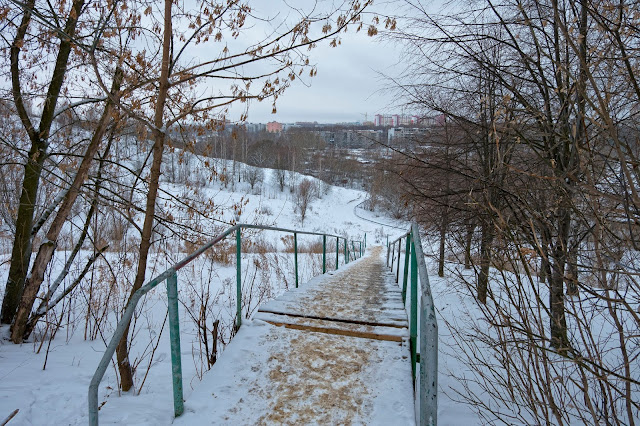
(10, 67), (123, 343)
(2, 0), (85, 325)
(550, 207), (570, 353)
(1, 144), (43, 325)
(539, 255), (548, 283)
(477, 221), (493, 304)
(564, 0), (586, 298)
(566, 242), (579, 296)
(116, 0), (172, 392)
(438, 211), (446, 277)
(464, 218), (474, 270)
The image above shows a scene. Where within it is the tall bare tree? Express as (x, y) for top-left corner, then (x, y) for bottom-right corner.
(386, 0), (640, 422)
(1, 0), (87, 325)
(97, 0), (375, 392)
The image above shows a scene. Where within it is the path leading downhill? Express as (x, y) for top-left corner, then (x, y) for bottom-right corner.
(174, 246), (415, 425)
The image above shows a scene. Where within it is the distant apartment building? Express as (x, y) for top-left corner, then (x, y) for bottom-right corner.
(317, 129), (384, 148)
(266, 121), (283, 133)
(374, 114), (391, 126)
(245, 122), (266, 133)
(282, 123), (299, 131)
(388, 127), (429, 144)
(374, 114), (421, 127)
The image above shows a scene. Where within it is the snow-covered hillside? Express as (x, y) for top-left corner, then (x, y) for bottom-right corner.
(0, 156), (412, 425)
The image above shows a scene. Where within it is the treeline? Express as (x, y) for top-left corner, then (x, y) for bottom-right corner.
(175, 125), (379, 190)
(383, 0), (640, 423)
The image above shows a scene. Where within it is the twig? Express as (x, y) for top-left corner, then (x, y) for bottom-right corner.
(1, 409), (19, 426)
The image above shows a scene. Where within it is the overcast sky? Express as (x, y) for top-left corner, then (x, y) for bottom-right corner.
(245, 29), (404, 124)
(230, 0), (418, 125)
(214, 1), (445, 124)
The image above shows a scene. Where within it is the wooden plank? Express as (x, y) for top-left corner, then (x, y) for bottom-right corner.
(263, 320), (404, 342)
(257, 308), (407, 329)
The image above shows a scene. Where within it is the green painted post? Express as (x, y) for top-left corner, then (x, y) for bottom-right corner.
(386, 234), (389, 263)
(351, 241), (355, 260)
(402, 233), (411, 303)
(336, 236), (339, 270)
(364, 233), (367, 249)
(167, 272), (184, 417)
(322, 235), (326, 274)
(410, 239), (418, 382)
(294, 232), (299, 288)
(396, 239), (401, 283)
(236, 228), (242, 329)
(391, 240), (395, 269)
(344, 238), (348, 264)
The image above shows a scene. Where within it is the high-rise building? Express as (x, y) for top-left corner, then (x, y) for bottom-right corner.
(374, 114), (422, 127)
(245, 122), (266, 132)
(266, 121), (283, 133)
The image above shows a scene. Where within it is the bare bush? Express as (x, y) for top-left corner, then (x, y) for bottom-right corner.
(294, 179), (317, 225)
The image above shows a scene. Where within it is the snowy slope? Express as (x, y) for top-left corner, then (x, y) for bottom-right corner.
(0, 157), (427, 425)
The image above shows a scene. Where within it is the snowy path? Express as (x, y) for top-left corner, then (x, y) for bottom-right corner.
(353, 200), (408, 230)
(174, 246), (415, 425)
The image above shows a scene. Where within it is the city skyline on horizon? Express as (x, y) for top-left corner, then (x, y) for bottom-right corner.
(229, 112), (435, 126)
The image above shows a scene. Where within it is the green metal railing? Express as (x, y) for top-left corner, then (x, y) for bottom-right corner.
(88, 223), (365, 426)
(387, 223), (438, 426)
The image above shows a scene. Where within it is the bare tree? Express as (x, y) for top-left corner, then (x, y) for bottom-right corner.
(385, 0), (640, 423)
(1, 0), (88, 326)
(295, 179), (316, 225)
(102, 0), (374, 392)
(246, 167), (264, 191)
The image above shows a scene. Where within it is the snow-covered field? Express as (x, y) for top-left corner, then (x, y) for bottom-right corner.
(0, 158), (419, 425)
(4, 153), (636, 425)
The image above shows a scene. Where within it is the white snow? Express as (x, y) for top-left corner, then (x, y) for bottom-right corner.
(3, 149), (638, 425)
(0, 155), (427, 425)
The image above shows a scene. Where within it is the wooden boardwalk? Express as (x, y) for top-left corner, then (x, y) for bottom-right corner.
(175, 246), (415, 425)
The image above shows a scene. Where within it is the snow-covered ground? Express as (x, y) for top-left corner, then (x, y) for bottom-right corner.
(10, 152), (630, 425)
(176, 249), (415, 425)
(0, 157), (439, 425)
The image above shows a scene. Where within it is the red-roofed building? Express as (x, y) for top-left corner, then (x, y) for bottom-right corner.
(266, 121), (283, 133)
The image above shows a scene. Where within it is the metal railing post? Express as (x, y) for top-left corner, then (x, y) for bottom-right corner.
(410, 238), (418, 382)
(391, 239), (396, 270)
(402, 233), (411, 303)
(412, 224), (438, 426)
(88, 223), (361, 425)
(167, 272), (184, 417)
(294, 232), (299, 288)
(236, 227), (242, 328)
(322, 234), (326, 274)
(344, 238), (348, 264)
(396, 239), (401, 283)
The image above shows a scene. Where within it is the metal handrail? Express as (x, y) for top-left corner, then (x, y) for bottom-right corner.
(386, 222), (438, 426)
(88, 223), (365, 425)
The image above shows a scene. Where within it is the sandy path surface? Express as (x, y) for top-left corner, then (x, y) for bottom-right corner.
(174, 246), (415, 425)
